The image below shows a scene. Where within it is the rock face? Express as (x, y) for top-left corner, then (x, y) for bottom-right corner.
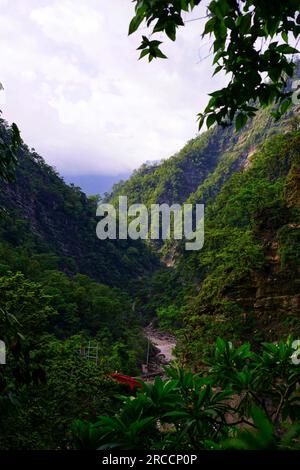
(225, 204), (300, 342)
(228, 263), (300, 343)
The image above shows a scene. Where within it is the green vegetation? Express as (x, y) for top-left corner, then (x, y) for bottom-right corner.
(175, 132), (300, 366)
(70, 124), (300, 451)
(0, 118), (21, 181)
(130, 0), (300, 129)
(0, 117), (154, 449)
(0, 117), (159, 289)
(72, 337), (300, 450)
(1, 56), (300, 450)
(109, 128), (222, 207)
(0, 269), (147, 449)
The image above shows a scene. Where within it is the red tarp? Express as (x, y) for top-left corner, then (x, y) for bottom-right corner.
(110, 373), (142, 390)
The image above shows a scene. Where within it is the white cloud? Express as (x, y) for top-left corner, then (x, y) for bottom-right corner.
(0, 0), (225, 176)
(30, 1), (102, 41)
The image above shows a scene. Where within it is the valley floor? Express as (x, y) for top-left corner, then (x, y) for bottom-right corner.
(142, 325), (176, 378)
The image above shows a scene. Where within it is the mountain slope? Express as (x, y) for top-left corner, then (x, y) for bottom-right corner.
(0, 117), (158, 289)
(177, 131), (300, 365)
(110, 93), (300, 364)
(109, 96), (297, 211)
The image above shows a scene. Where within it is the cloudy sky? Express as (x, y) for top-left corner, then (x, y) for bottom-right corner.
(0, 0), (226, 180)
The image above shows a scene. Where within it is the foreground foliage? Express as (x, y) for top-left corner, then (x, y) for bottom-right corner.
(0, 272), (146, 449)
(129, 0), (300, 130)
(72, 338), (300, 450)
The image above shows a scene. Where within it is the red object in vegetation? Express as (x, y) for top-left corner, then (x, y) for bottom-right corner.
(110, 373), (142, 390)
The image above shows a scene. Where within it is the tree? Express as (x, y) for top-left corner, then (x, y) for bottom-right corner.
(0, 116), (21, 182)
(129, 0), (300, 130)
(0, 273), (55, 428)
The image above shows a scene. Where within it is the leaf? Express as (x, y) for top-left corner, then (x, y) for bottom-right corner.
(139, 49), (149, 60)
(251, 406), (273, 440)
(277, 44), (299, 54)
(165, 23), (176, 41)
(203, 18), (215, 35)
(197, 113), (205, 130)
(235, 113), (247, 131)
(155, 49), (168, 59)
(239, 13), (252, 35)
(279, 97), (292, 115)
(128, 15), (144, 35)
(163, 410), (190, 419)
(207, 114), (217, 128)
(213, 65), (222, 76)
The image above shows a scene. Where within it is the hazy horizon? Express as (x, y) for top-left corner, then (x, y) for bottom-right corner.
(0, 0), (226, 178)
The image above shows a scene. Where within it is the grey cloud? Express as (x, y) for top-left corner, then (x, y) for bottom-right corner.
(0, 0), (224, 176)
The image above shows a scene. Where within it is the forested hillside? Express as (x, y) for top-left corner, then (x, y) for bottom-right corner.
(109, 85), (298, 209)
(0, 119), (158, 288)
(109, 88), (300, 364)
(178, 130), (300, 364)
(0, 117), (159, 449)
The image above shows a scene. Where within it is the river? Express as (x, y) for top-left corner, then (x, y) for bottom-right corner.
(142, 325), (176, 377)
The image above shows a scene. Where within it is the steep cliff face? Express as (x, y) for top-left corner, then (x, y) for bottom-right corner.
(247, 140), (300, 321)
(176, 132), (300, 365)
(223, 228), (300, 343)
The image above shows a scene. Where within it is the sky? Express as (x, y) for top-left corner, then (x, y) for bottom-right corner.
(0, 0), (226, 182)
